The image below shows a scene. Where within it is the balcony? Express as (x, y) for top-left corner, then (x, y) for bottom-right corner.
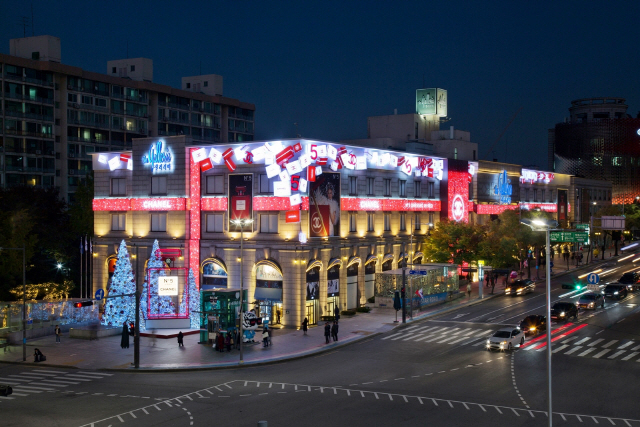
(125, 94), (148, 104)
(79, 120), (110, 129)
(25, 77), (54, 87)
(5, 129), (54, 139)
(5, 165), (24, 172)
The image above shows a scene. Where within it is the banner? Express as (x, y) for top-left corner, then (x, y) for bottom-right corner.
(327, 265), (340, 297)
(255, 264), (283, 301)
(229, 174), (253, 232)
(557, 189), (568, 221)
(309, 172), (340, 238)
(306, 267), (320, 300)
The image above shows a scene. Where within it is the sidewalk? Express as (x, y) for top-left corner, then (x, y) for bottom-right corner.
(0, 249), (625, 372)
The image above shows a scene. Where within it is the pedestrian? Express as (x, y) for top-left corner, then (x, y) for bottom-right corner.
(33, 348), (44, 363)
(121, 322), (130, 349)
(276, 308), (281, 324)
(267, 327), (273, 346)
(235, 329), (241, 349)
(331, 321), (339, 342)
(324, 322), (331, 344)
(55, 325), (61, 343)
(466, 282), (472, 298)
(302, 317), (309, 335)
(262, 328), (269, 348)
(502, 275), (507, 287)
(490, 274), (496, 295)
(150, 329), (157, 348)
(334, 306), (340, 323)
(225, 333), (231, 352)
(485, 273), (490, 288)
(216, 332), (224, 352)
(177, 331), (184, 348)
(229, 331), (234, 350)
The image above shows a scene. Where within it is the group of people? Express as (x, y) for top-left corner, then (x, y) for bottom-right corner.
(262, 328), (272, 347)
(214, 330), (240, 352)
(324, 321), (339, 343)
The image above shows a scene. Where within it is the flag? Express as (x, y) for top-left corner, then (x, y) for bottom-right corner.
(80, 237), (84, 254)
(90, 239), (93, 254)
(415, 288), (424, 299)
(85, 235), (88, 252)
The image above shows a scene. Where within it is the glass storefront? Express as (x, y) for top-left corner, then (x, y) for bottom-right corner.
(201, 258), (228, 289)
(306, 264), (321, 325)
(254, 262), (283, 327)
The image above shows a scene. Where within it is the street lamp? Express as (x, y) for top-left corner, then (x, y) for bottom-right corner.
(520, 218), (559, 427)
(0, 247), (26, 361)
(231, 218), (253, 365)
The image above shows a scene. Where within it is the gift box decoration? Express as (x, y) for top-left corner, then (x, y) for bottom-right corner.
(293, 142), (302, 153)
(120, 153), (131, 162)
(200, 158), (213, 172)
(276, 146), (295, 165)
(192, 148), (207, 163)
(299, 177), (308, 192)
(209, 147), (223, 164)
(307, 166), (316, 182)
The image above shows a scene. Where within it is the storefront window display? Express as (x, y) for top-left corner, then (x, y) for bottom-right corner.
(306, 261), (321, 325)
(254, 261), (283, 326)
(201, 258), (228, 289)
(327, 258), (341, 315)
(364, 255), (377, 302)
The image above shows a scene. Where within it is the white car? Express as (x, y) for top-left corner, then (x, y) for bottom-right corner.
(486, 327), (525, 351)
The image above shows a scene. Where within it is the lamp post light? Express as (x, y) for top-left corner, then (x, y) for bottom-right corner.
(231, 218), (253, 365)
(520, 218), (559, 427)
(0, 247), (26, 361)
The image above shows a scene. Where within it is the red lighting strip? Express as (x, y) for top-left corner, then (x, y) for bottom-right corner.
(550, 323), (589, 343)
(520, 203), (557, 213)
(520, 322), (574, 349)
(201, 197), (228, 211)
(189, 148), (201, 289)
(476, 204), (518, 215)
(340, 198), (441, 212)
(131, 198), (186, 211)
(93, 198), (130, 211)
(254, 196), (310, 211)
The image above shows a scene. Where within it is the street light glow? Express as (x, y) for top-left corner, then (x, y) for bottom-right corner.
(57, 263), (63, 269)
(532, 219), (546, 227)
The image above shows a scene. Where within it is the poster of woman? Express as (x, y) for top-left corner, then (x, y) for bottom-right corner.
(309, 173), (340, 238)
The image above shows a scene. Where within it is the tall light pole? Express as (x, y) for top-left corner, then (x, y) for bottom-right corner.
(231, 218), (253, 365)
(520, 218), (558, 427)
(1, 247), (26, 361)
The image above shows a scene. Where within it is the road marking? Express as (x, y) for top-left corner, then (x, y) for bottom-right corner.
(564, 346), (583, 355)
(578, 348), (597, 357)
(618, 341), (635, 349)
(608, 351), (625, 359)
(574, 337), (592, 345)
(553, 345), (569, 353)
(437, 336), (462, 344)
(588, 338), (605, 347)
(77, 372), (113, 376)
(561, 336), (579, 344)
(592, 349), (611, 358)
(602, 340), (619, 348)
(622, 352), (639, 361)
(452, 313), (469, 319)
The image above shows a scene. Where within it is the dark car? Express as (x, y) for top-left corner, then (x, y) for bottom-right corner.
(519, 315), (546, 335)
(576, 292), (605, 310)
(618, 272), (640, 292)
(551, 302), (578, 322)
(603, 284), (627, 300)
(505, 279), (535, 296)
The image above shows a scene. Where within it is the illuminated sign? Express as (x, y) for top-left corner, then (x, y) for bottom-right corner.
(416, 88), (436, 115)
(131, 198), (186, 211)
(493, 170), (512, 204)
(446, 160), (470, 222)
(520, 169), (554, 184)
(451, 194), (466, 221)
(142, 140), (174, 174)
(158, 277), (179, 296)
(341, 198), (441, 212)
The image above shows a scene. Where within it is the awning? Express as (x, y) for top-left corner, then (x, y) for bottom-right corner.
(413, 251), (424, 261)
(347, 256), (362, 268)
(382, 253), (394, 264)
(365, 254), (378, 265)
(327, 257), (342, 270)
(306, 259), (323, 272)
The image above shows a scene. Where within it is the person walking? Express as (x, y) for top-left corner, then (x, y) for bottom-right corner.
(177, 331), (184, 348)
(331, 321), (339, 342)
(235, 329), (241, 350)
(324, 322), (331, 344)
(466, 282), (472, 298)
(225, 333), (231, 352)
(262, 328), (269, 348)
(216, 332), (224, 352)
(485, 273), (490, 288)
(490, 274), (496, 295)
(334, 306), (340, 323)
(121, 322), (130, 349)
(55, 325), (61, 343)
(276, 308), (281, 324)
(302, 317), (309, 335)
(267, 327), (273, 346)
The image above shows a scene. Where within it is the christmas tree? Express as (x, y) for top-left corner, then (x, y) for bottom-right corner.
(146, 240), (175, 317)
(138, 279), (148, 331)
(178, 268), (200, 329)
(102, 240), (136, 327)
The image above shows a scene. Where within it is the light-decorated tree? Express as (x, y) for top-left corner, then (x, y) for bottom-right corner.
(102, 240), (136, 326)
(145, 240), (175, 318)
(138, 278), (148, 331)
(178, 268), (200, 329)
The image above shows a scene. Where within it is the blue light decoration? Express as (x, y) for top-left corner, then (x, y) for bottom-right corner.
(102, 240), (136, 327)
(493, 170), (512, 204)
(142, 140), (174, 174)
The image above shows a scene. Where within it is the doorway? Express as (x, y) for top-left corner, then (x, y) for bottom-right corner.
(306, 300), (318, 325)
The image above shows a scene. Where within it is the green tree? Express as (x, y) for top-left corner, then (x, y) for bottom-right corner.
(422, 220), (486, 266)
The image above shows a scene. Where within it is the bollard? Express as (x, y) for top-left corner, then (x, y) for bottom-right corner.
(257, 422), (268, 427)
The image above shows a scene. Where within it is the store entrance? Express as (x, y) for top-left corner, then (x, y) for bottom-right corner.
(327, 296), (340, 319)
(305, 300), (318, 325)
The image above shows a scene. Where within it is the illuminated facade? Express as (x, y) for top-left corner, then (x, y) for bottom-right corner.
(92, 136), (611, 329)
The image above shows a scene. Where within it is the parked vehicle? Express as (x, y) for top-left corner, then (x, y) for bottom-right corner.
(486, 327), (525, 351)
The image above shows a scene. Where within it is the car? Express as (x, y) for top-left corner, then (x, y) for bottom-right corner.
(576, 292), (605, 310)
(551, 302), (578, 322)
(618, 272), (640, 292)
(602, 284), (627, 300)
(486, 327), (525, 351)
(505, 279), (535, 296)
(519, 315), (546, 335)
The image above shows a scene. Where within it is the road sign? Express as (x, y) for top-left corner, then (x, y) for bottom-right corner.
(95, 289), (104, 301)
(576, 224), (589, 230)
(587, 284), (600, 292)
(550, 231), (589, 243)
(409, 270), (427, 276)
(586, 273), (600, 285)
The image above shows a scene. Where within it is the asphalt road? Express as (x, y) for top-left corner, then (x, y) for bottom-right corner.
(3, 258), (640, 427)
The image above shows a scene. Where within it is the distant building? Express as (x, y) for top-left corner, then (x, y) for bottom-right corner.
(549, 97), (640, 204)
(1, 35), (254, 202)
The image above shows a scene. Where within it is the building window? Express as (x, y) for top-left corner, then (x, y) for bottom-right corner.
(204, 81), (208, 87)
(112, 67), (116, 74)
(414, 181), (422, 198)
(550, 190), (555, 202)
(151, 176), (167, 195)
(400, 213), (406, 231)
(349, 212), (357, 232)
(111, 178), (126, 196)
(524, 188), (529, 202)
(130, 65), (135, 72)
(349, 176), (357, 196)
(428, 181), (434, 198)
(260, 214), (278, 233)
(111, 213), (125, 231)
(533, 189), (538, 202)
(367, 177), (375, 196)
(384, 179), (391, 197)
(415, 122), (419, 139)
(414, 214), (421, 231)
(206, 175), (224, 194)
(206, 213), (224, 232)
(454, 147), (458, 160)
(186, 83), (191, 89)
(399, 180), (406, 197)
(473, 150), (476, 161)
(150, 213), (167, 232)
(384, 213), (391, 231)
(259, 174), (272, 193)
(428, 212), (434, 227)
(541, 189), (546, 202)
(367, 212), (374, 232)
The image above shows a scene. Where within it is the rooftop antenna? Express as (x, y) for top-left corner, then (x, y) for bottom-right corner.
(31, 4), (34, 36)
(18, 16), (30, 38)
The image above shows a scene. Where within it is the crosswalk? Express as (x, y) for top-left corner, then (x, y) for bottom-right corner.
(381, 325), (493, 347)
(0, 369), (113, 401)
(523, 336), (640, 361)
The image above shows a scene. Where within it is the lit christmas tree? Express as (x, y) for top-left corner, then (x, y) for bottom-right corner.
(178, 268), (200, 329)
(102, 240), (136, 327)
(146, 240), (175, 317)
(138, 279), (148, 331)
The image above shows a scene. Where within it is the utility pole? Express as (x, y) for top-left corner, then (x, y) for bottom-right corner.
(134, 243), (140, 368)
(401, 242), (406, 324)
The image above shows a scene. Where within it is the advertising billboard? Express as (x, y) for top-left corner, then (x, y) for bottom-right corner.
(309, 172), (340, 238)
(228, 173), (253, 232)
(416, 88), (437, 115)
(306, 267), (320, 300)
(557, 189), (568, 221)
(436, 88), (447, 117)
(327, 265), (340, 297)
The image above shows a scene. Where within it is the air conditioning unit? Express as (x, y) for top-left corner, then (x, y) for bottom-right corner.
(36, 150), (41, 154)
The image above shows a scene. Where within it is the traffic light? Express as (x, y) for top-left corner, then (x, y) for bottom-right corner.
(561, 283), (585, 290)
(401, 287), (406, 298)
(74, 301), (94, 308)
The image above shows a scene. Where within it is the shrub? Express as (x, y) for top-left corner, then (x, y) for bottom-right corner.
(341, 309), (356, 316)
(367, 296), (375, 304)
(356, 306), (371, 313)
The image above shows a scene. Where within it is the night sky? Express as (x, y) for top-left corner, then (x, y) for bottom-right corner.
(1, 1), (638, 170)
